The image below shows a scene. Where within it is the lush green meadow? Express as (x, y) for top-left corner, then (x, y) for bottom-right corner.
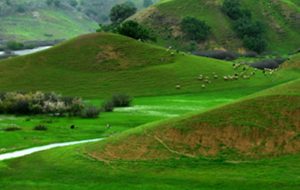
(0, 33), (299, 189)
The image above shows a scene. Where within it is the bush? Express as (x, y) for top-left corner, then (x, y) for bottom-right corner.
(112, 94), (132, 107)
(117, 20), (153, 41)
(243, 35), (267, 54)
(181, 17), (211, 42)
(6, 41), (24, 50)
(102, 100), (114, 112)
(222, 0), (267, 53)
(81, 106), (101, 118)
(4, 126), (22, 132)
(0, 91), (84, 116)
(34, 125), (48, 131)
(251, 58), (287, 69)
(193, 50), (238, 60)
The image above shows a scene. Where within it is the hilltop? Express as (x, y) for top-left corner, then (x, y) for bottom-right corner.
(132, 0), (300, 53)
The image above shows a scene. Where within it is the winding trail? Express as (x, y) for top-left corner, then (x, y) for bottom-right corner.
(0, 138), (103, 161)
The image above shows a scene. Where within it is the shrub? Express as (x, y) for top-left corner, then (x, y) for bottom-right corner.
(251, 58), (287, 69)
(6, 41), (24, 50)
(0, 91), (84, 116)
(81, 106), (101, 118)
(181, 17), (211, 42)
(112, 94), (132, 107)
(4, 126), (22, 132)
(193, 50), (238, 60)
(34, 125), (48, 131)
(117, 20), (153, 41)
(243, 35), (267, 54)
(102, 100), (114, 112)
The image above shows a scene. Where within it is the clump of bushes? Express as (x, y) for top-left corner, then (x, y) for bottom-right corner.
(4, 125), (22, 132)
(34, 125), (48, 131)
(222, 0), (267, 53)
(117, 20), (154, 41)
(81, 106), (101, 118)
(102, 100), (114, 112)
(193, 50), (238, 60)
(180, 17), (211, 42)
(6, 41), (24, 50)
(112, 94), (132, 107)
(0, 91), (84, 116)
(251, 58), (287, 69)
(101, 94), (133, 112)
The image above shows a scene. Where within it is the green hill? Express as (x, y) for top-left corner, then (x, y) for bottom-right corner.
(0, 0), (158, 42)
(132, 0), (300, 53)
(85, 79), (300, 161)
(0, 32), (298, 98)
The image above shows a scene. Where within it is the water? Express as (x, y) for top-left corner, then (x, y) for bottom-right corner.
(0, 46), (52, 57)
(0, 138), (103, 161)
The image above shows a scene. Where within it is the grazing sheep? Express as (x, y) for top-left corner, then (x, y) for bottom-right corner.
(204, 79), (210, 84)
(176, 84), (181, 89)
(198, 74), (204, 80)
(201, 84), (206, 88)
(243, 75), (250, 79)
(214, 75), (218, 79)
(223, 76), (228, 81)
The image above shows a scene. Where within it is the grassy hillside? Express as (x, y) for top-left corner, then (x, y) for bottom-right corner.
(0, 0), (159, 42)
(0, 32), (298, 98)
(0, 8), (97, 41)
(85, 78), (300, 161)
(132, 0), (300, 53)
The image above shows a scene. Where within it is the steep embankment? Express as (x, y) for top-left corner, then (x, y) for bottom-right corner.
(132, 0), (300, 53)
(85, 78), (300, 161)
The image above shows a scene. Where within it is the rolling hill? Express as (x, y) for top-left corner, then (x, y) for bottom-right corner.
(0, 32), (298, 98)
(85, 78), (300, 161)
(132, 0), (300, 53)
(0, 0), (158, 43)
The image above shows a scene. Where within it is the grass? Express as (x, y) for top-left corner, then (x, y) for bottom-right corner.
(0, 8), (98, 41)
(134, 0), (300, 53)
(0, 88), (251, 154)
(0, 33), (298, 98)
(0, 145), (299, 190)
(0, 32), (299, 189)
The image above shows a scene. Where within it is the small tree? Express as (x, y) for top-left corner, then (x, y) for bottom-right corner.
(181, 17), (211, 42)
(110, 2), (137, 24)
(117, 20), (152, 41)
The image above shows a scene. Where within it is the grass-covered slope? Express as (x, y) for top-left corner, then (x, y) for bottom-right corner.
(0, 8), (97, 42)
(85, 79), (300, 161)
(132, 0), (300, 53)
(2, 32), (297, 98)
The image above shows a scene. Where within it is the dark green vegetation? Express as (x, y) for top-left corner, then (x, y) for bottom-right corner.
(222, 0), (267, 53)
(117, 20), (153, 41)
(132, 0), (300, 53)
(181, 17), (211, 42)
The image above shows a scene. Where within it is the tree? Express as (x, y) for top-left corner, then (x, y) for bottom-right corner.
(181, 17), (211, 42)
(110, 2), (137, 24)
(222, 0), (242, 20)
(143, 0), (153, 8)
(243, 36), (267, 53)
(117, 20), (153, 41)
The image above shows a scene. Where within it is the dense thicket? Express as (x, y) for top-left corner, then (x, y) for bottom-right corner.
(222, 0), (267, 53)
(180, 17), (211, 42)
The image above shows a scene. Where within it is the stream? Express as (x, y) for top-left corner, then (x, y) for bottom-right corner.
(0, 138), (103, 161)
